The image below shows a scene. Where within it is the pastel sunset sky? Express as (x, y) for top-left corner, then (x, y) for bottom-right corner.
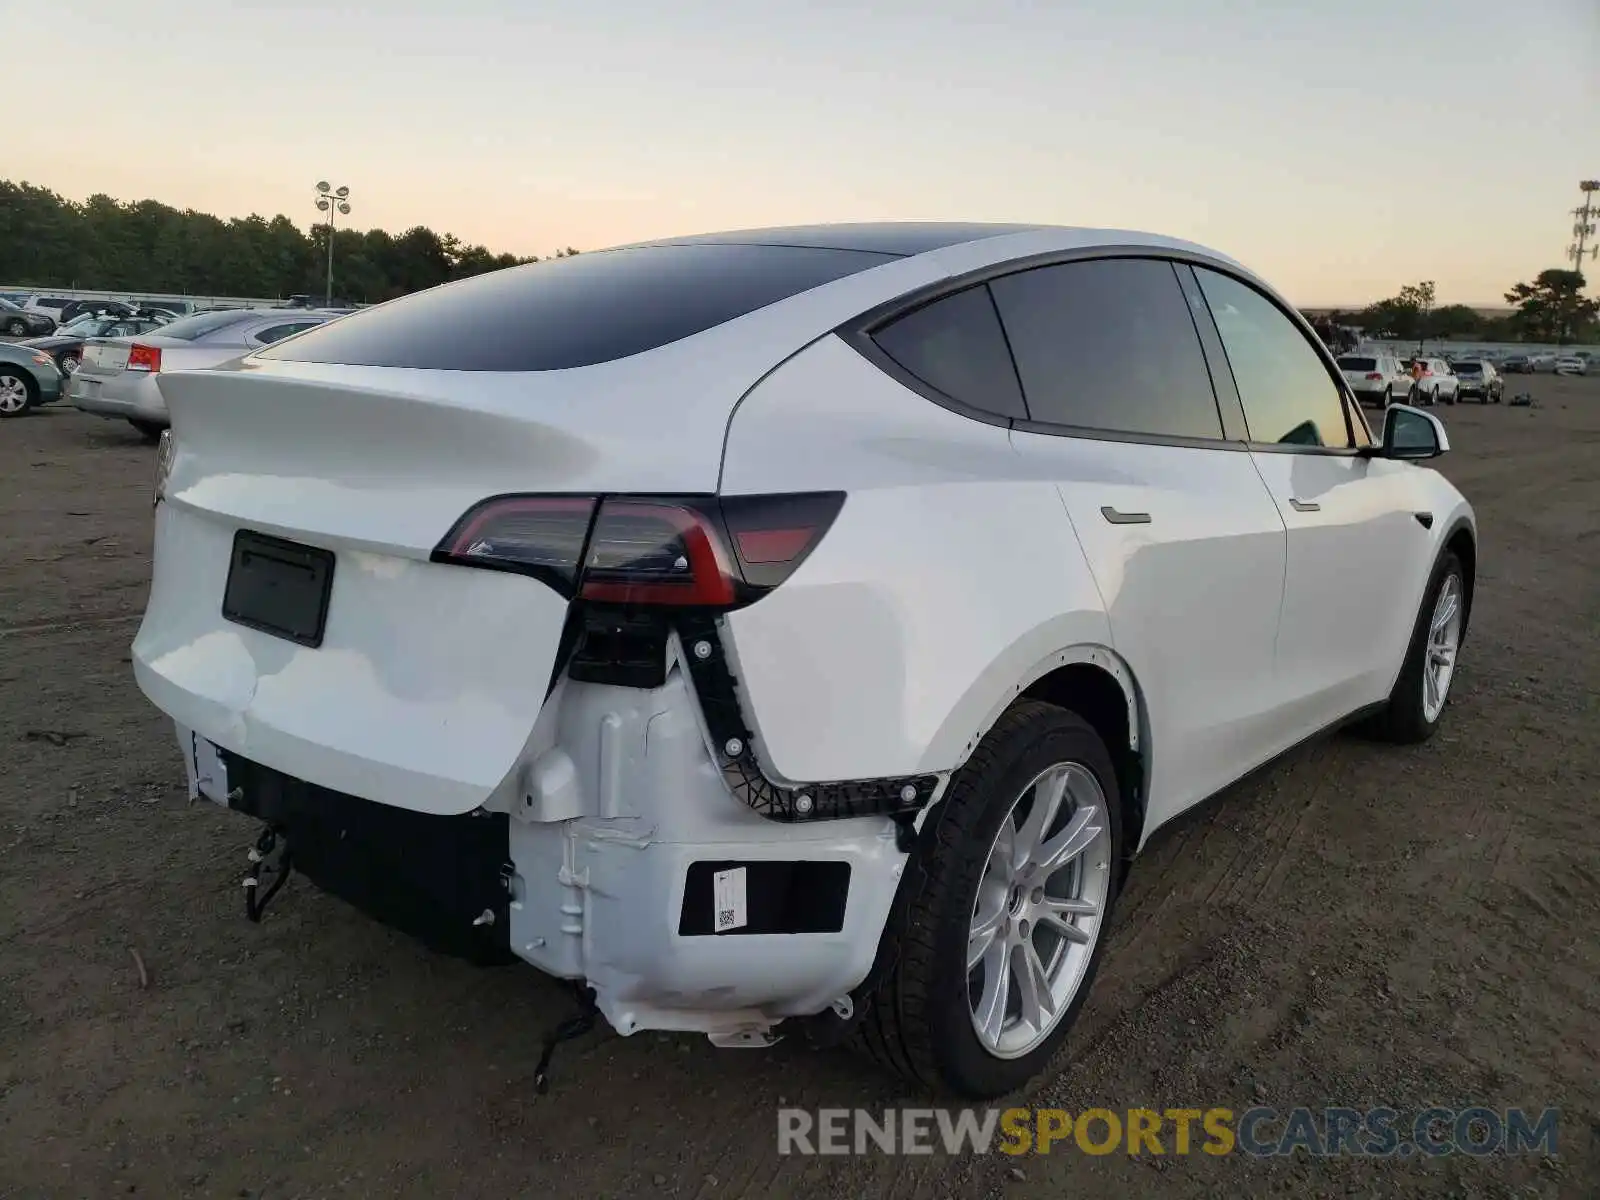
(8, 0), (1597, 306)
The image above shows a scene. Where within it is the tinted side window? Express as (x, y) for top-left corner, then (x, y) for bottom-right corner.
(989, 259), (1224, 439)
(259, 244), (894, 371)
(1194, 268), (1352, 448)
(870, 285), (1025, 419)
(253, 321), (321, 345)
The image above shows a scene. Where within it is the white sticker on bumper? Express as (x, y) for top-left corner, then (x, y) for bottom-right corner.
(712, 867), (748, 933)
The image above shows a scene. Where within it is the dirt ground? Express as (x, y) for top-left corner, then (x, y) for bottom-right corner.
(0, 378), (1596, 1199)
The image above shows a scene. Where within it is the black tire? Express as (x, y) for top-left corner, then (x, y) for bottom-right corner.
(60, 353), (81, 375)
(1382, 386), (1392, 409)
(1441, 388), (1455, 406)
(128, 419), (164, 443)
(1362, 550), (1467, 744)
(0, 368), (38, 418)
(4, 318), (26, 337)
(852, 701), (1123, 1098)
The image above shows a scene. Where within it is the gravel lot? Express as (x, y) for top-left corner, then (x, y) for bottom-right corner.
(1, 381), (1596, 1198)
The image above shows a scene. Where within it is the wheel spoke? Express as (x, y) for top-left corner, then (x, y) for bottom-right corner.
(1011, 936), (1055, 1031)
(1432, 588), (1459, 632)
(1013, 767), (1069, 867)
(967, 902), (1005, 971)
(1038, 896), (1098, 943)
(973, 937), (1012, 1045)
(989, 816), (1017, 880)
(1032, 802), (1103, 877)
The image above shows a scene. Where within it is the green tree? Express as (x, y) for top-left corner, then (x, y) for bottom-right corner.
(0, 177), (561, 301)
(1504, 269), (1599, 344)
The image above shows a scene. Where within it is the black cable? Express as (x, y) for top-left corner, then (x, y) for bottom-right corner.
(533, 985), (600, 1095)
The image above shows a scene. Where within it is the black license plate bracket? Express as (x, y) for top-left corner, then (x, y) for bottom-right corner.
(222, 530), (335, 648)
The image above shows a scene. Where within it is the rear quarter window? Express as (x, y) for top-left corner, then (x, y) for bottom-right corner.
(257, 243), (895, 371)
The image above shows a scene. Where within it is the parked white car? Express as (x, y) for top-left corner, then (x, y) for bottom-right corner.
(69, 308), (336, 440)
(1336, 351), (1412, 406)
(1404, 357), (1460, 405)
(134, 224), (1476, 1098)
(1554, 356), (1587, 375)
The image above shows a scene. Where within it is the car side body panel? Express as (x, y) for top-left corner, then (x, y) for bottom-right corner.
(719, 334), (1115, 785)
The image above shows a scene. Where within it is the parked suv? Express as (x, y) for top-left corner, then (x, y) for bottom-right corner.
(0, 297), (57, 337)
(1403, 357), (1459, 405)
(134, 225), (1476, 1098)
(1336, 351), (1410, 406)
(1449, 360), (1502, 403)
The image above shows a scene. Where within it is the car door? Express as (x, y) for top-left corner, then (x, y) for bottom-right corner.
(993, 256), (1290, 830)
(1192, 265), (1431, 735)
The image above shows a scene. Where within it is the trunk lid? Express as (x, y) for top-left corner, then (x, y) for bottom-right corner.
(133, 355), (747, 815)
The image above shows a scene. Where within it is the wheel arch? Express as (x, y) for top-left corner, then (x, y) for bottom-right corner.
(1441, 515), (1477, 639)
(927, 642), (1151, 870)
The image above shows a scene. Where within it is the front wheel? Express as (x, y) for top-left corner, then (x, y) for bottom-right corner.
(0, 369), (37, 417)
(1362, 550), (1466, 744)
(852, 701), (1122, 1098)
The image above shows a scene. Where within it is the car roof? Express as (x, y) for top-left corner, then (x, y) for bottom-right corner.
(620, 221), (1236, 264)
(629, 221), (1057, 256)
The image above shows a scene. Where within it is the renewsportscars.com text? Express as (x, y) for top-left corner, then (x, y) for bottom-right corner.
(777, 1106), (1560, 1158)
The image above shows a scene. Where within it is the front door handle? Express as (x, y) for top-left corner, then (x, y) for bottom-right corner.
(1288, 498), (1320, 512)
(1101, 506), (1152, 525)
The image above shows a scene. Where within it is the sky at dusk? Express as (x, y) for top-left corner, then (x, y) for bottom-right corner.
(7, 0), (1597, 307)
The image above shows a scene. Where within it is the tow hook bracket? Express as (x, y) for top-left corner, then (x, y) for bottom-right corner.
(243, 826), (292, 923)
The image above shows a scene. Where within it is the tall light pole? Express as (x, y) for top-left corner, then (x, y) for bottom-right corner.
(315, 181), (352, 307)
(1569, 180), (1599, 276)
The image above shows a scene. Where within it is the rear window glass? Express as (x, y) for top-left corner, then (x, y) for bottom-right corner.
(257, 243), (894, 371)
(1337, 357), (1377, 371)
(151, 310), (253, 341)
(1450, 362), (1481, 374)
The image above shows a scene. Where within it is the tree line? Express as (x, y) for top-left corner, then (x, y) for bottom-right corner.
(0, 179), (579, 304)
(1308, 270), (1599, 348)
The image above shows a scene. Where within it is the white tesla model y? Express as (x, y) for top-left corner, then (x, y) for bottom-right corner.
(136, 224), (1475, 1098)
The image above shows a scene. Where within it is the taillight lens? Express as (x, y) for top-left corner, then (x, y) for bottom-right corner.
(126, 344), (162, 372)
(580, 500), (738, 606)
(432, 492), (844, 607)
(1365, 372), (1384, 380)
(435, 496), (597, 592)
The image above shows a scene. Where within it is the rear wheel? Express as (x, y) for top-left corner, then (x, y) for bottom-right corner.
(1363, 550), (1466, 744)
(1381, 386), (1392, 408)
(852, 701), (1122, 1098)
(4, 318), (26, 337)
(0, 369), (36, 417)
(59, 352), (81, 375)
(128, 419), (164, 443)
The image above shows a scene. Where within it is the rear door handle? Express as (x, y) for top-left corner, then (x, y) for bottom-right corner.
(1288, 498), (1320, 512)
(1101, 506), (1152, 525)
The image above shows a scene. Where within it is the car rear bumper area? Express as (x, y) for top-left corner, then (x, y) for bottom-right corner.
(170, 655), (911, 1043)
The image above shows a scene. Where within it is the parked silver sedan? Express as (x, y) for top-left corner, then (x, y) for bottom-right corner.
(70, 308), (337, 440)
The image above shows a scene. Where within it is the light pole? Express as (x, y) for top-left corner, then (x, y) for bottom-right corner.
(315, 181), (352, 307)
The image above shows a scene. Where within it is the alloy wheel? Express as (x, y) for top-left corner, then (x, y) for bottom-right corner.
(967, 762), (1113, 1059)
(1422, 573), (1463, 722)
(0, 374), (29, 414)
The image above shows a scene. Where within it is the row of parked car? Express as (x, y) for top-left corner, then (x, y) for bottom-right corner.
(0, 303), (347, 431)
(1336, 347), (1592, 409)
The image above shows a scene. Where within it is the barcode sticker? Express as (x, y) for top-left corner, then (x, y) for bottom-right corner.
(712, 867), (748, 933)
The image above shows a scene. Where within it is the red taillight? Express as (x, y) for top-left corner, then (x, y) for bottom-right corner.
(433, 492), (844, 607)
(126, 344), (162, 372)
(1364, 372), (1384, 380)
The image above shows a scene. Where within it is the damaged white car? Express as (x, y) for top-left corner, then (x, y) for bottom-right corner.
(135, 223), (1476, 1098)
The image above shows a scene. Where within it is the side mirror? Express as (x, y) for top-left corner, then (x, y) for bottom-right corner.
(1377, 403), (1449, 460)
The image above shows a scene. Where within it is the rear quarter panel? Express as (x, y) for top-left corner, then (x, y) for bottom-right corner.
(719, 335), (1113, 784)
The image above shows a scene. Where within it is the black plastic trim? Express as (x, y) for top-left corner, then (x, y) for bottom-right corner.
(676, 613), (939, 824)
(844, 334), (1015, 429)
(1173, 263), (1251, 442)
(1011, 419), (1250, 452)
